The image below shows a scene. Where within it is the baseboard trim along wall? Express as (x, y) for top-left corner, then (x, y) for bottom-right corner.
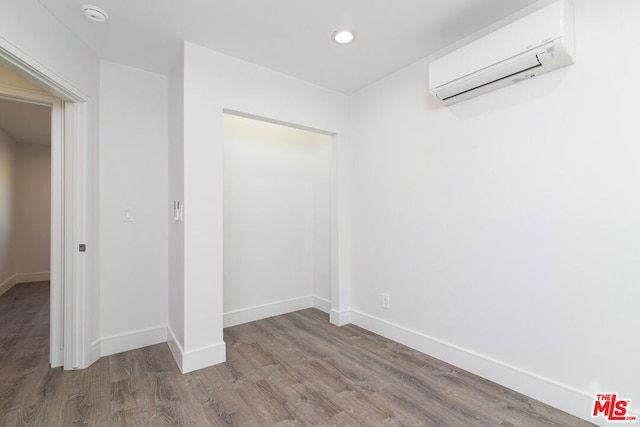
(223, 294), (331, 328)
(182, 342), (227, 374)
(330, 308), (352, 326)
(0, 272), (51, 297)
(16, 271), (50, 283)
(100, 325), (168, 358)
(167, 326), (184, 371)
(312, 296), (331, 313)
(349, 309), (596, 424)
(87, 340), (102, 370)
(167, 326), (227, 373)
(99, 297), (331, 374)
(0, 275), (16, 297)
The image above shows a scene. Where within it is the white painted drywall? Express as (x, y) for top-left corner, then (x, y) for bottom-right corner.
(15, 143), (51, 276)
(0, 1), (99, 99)
(99, 60), (168, 355)
(0, 129), (16, 289)
(348, 0), (640, 422)
(173, 42), (350, 372)
(311, 134), (332, 304)
(167, 53), (185, 355)
(222, 114), (331, 321)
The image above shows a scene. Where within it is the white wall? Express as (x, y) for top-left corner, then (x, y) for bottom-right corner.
(312, 134), (332, 304)
(15, 143), (51, 276)
(167, 51), (185, 356)
(169, 41), (350, 373)
(222, 114), (331, 326)
(0, 0), (99, 100)
(0, 129), (16, 292)
(347, 0), (640, 423)
(99, 60), (169, 356)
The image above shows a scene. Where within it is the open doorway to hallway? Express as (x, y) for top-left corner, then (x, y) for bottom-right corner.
(0, 62), (64, 367)
(0, 95), (53, 362)
(0, 96), (52, 287)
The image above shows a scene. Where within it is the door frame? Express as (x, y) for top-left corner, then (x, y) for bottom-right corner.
(0, 40), (91, 369)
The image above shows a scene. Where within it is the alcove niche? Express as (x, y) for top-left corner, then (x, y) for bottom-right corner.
(222, 113), (332, 326)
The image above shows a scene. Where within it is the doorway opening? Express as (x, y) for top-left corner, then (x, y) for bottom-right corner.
(0, 66), (64, 367)
(0, 96), (52, 315)
(222, 112), (333, 327)
(0, 50), (90, 369)
(0, 101), (52, 287)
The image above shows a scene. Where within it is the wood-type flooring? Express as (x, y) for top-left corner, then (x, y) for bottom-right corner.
(0, 282), (595, 426)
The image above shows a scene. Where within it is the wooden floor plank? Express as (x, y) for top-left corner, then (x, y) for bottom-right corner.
(0, 283), (595, 426)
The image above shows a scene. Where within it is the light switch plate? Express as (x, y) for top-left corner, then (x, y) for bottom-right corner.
(123, 208), (134, 222)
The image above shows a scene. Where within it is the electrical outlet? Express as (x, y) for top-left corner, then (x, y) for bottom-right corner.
(381, 293), (390, 309)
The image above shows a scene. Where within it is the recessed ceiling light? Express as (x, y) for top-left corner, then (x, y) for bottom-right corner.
(82, 4), (109, 23)
(332, 29), (356, 45)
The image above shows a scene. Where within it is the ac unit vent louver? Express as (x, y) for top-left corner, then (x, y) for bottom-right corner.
(429, 0), (574, 106)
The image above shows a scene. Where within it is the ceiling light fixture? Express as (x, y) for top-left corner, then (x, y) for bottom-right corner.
(82, 4), (109, 23)
(332, 29), (356, 45)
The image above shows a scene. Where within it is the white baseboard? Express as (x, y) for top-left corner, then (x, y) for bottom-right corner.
(15, 271), (50, 283)
(167, 325), (184, 370)
(330, 308), (352, 326)
(0, 272), (51, 297)
(224, 295), (316, 327)
(100, 325), (168, 358)
(0, 275), (17, 297)
(167, 325), (226, 373)
(85, 340), (102, 370)
(312, 295), (331, 313)
(182, 341), (226, 373)
(350, 309), (596, 425)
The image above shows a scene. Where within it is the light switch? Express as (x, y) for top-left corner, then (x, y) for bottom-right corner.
(123, 208), (134, 222)
(173, 201), (183, 222)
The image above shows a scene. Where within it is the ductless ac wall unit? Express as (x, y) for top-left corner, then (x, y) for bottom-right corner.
(429, 0), (575, 106)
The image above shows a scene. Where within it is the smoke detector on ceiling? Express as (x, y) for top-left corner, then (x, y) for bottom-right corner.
(82, 4), (109, 23)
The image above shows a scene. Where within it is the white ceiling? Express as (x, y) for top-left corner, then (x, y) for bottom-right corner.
(0, 97), (51, 146)
(38, 0), (541, 94)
